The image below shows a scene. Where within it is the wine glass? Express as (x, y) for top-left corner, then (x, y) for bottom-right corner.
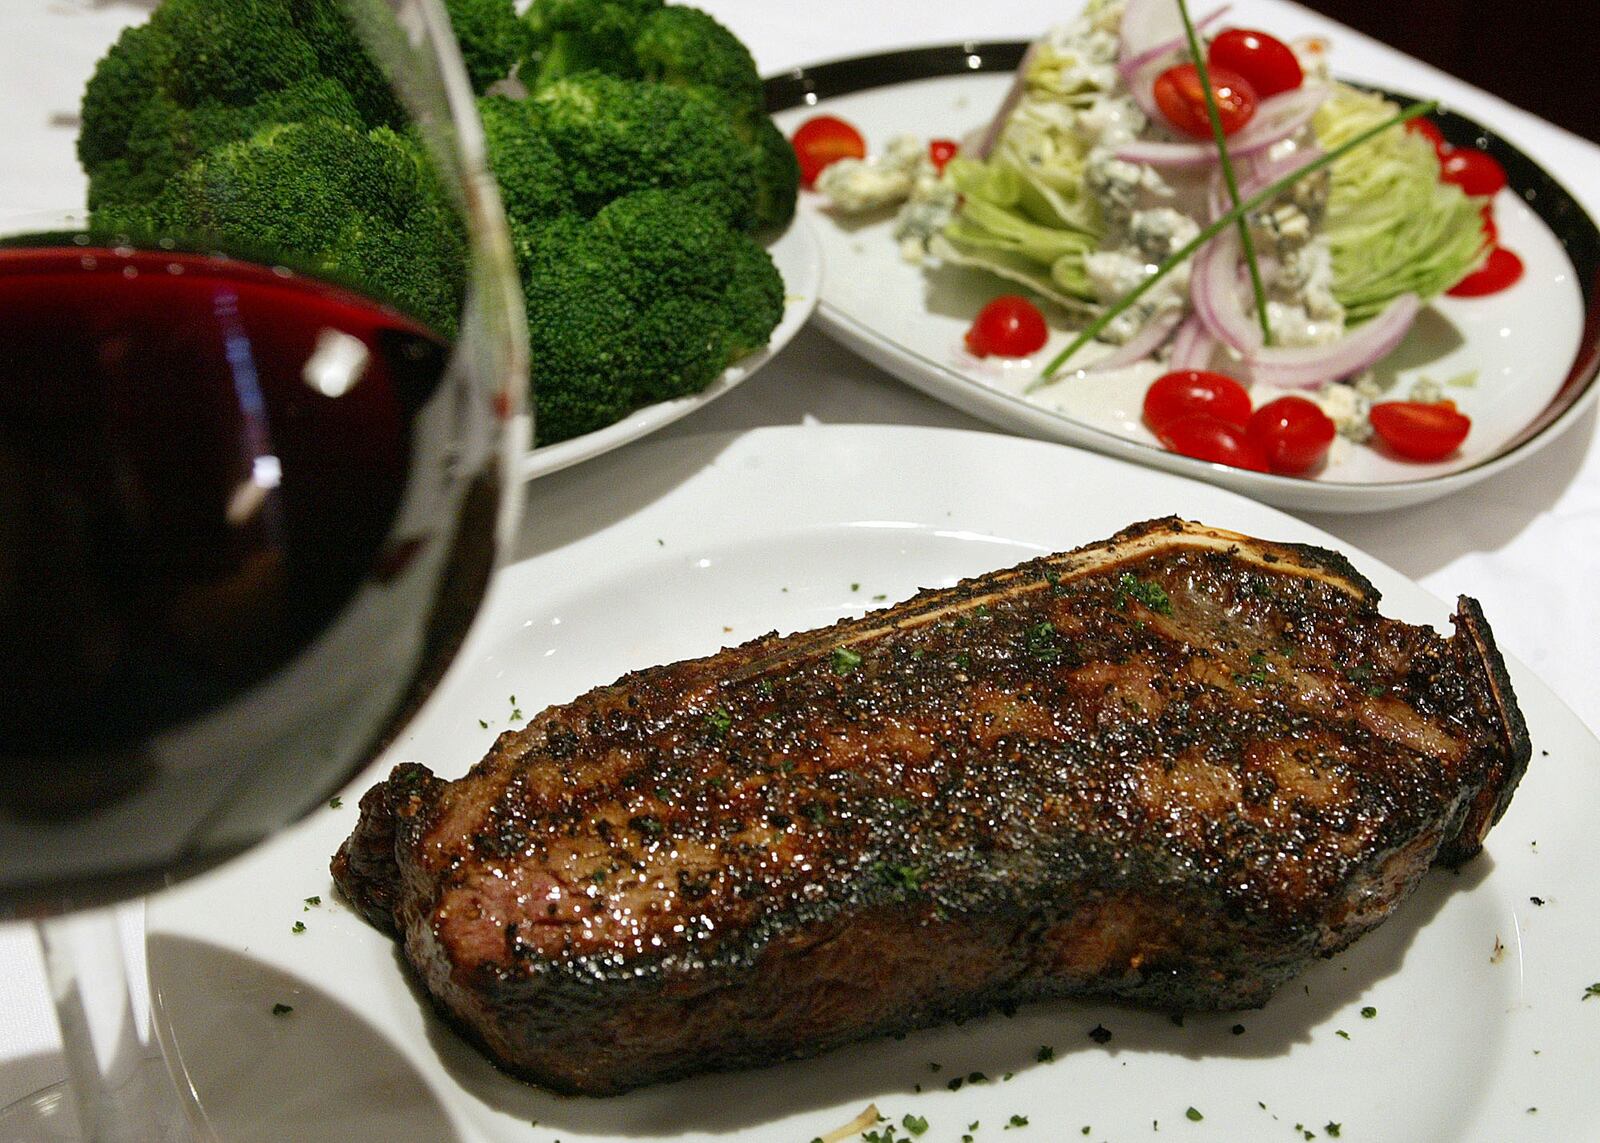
(0, 0), (528, 1137)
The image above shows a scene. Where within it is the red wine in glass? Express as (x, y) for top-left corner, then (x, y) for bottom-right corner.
(0, 240), (507, 912)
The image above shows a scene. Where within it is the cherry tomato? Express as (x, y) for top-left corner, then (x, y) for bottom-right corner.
(1207, 28), (1304, 99)
(1479, 202), (1498, 245)
(928, 138), (960, 174)
(1143, 369), (1252, 433)
(1369, 401), (1472, 461)
(1246, 396), (1336, 475)
(1406, 117), (1450, 158)
(1439, 147), (1508, 197)
(1157, 414), (1270, 472)
(791, 115), (867, 189)
(964, 295), (1048, 358)
(1153, 63), (1258, 139)
(1447, 245), (1524, 296)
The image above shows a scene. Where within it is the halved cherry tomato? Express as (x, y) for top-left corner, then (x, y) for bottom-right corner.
(964, 295), (1048, 358)
(1153, 63), (1258, 139)
(1447, 245), (1524, 296)
(1369, 401), (1472, 460)
(928, 138), (960, 174)
(1406, 117), (1450, 158)
(1143, 369), (1252, 433)
(791, 115), (867, 189)
(1479, 202), (1498, 245)
(1438, 147), (1508, 197)
(1246, 396), (1336, 475)
(1157, 414), (1270, 472)
(1207, 28), (1303, 99)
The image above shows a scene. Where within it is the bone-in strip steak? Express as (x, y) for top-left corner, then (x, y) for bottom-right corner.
(333, 518), (1530, 1095)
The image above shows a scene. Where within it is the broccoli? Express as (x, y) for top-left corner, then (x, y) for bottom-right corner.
(78, 0), (405, 211)
(516, 189), (783, 444)
(519, 0), (796, 230)
(521, 0), (661, 85)
(103, 119), (465, 336)
(439, 0), (533, 94)
(506, 75), (762, 227)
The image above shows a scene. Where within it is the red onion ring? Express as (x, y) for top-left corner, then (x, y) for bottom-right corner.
(1166, 312), (1218, 371)
(1115, 5), (1231, 82)
(1086, 306), (1185, 371)
(1244, 293), (1421, 388)
(1114, 85), (1326, 168)
(1190, 227), (1263, 354)
(1117, 0), (1186, 64)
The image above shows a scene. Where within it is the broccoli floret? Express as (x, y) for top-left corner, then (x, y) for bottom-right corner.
(521, 0), (661, 86)
(745, 112), (801, 232)
(108, 120), (465, 336)
(516, 3), (796, 232)
(478, 95), (578, 224)
(79, 0), (404, 211)
(517, 189), (783, 444)
(632, 6), (763, 114)
(440, 0), (532, 93)
(523, 75), (760, 226)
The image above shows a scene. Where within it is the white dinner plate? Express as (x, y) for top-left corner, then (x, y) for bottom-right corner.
(518, 214), (822, 480)
(147, 425), (1599, 1142)
(768, 44), (1600, 513)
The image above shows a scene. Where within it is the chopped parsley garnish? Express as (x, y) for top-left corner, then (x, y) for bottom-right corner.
(1025, 621), (1062, 660)
(1326, 1124), (1343, 1138)
(1360, 1005), (1377, 1018)
(1116, 573), (1173, 616)
(1006, 1114), (1029, 1128)
(954, 652), (971, 670)
(831, 646), (863, 675)
(947, 1077), (964, 1092)
(704, 707), (733, 737)
(1186, 1107), (1203, 1122)
(1037, 1045), (1055, 1062)
(1583, 982), (1600, 1001)
(291, 921), (306, 934)
(1530, 896), (1546, 906)
(903, 1114), (929, 1136)
(1335, 1029), (1350, 1039)
(875, 863), (926, 891)
(327, 796), (342, 810)
(1088, 1024), (1112, 1044)
(271, 1002), (294, 1016)
(478, 719), (488, 729)
(303, 896), (321, 910)
(628, 814), (665, 838)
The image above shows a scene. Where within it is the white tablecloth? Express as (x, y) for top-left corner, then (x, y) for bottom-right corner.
(3, 0), (1598, 1121)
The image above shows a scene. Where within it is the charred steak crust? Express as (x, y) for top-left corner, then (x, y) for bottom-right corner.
(332, 518), (1531, 1095)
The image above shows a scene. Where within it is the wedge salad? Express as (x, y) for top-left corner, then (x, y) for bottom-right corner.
(805, 0), (1519, 475)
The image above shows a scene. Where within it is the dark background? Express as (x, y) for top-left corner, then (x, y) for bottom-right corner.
(1306, 0), (1599, 144)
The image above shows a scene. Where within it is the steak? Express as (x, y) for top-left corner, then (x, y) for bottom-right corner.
(332, 518), (1530, 1095)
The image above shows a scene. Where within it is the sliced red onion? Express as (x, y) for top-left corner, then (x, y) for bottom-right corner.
(1166, 312), (1218, 371)
(1114, 85), (1326, 169)
(1190, 227), (1263, 354)
(1118, 0), (1185, 64)
(972, 42), (1039, 161)
(1116, 5), (1231, 81)
(1238, 142), (1325, 199)
(1245, 294), (1421, 389)
(1086, 306), (1184, 372)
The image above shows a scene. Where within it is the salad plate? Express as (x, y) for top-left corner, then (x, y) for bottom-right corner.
(768, 43), (1600, 513)
(146, 424), (1600, 1142)
(518, 213), (822, 480)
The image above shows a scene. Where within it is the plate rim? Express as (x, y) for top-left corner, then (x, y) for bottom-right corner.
(763, 42), (1600, 508)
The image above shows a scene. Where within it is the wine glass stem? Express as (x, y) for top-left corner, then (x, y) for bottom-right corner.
(35, 910), (196, 1142)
